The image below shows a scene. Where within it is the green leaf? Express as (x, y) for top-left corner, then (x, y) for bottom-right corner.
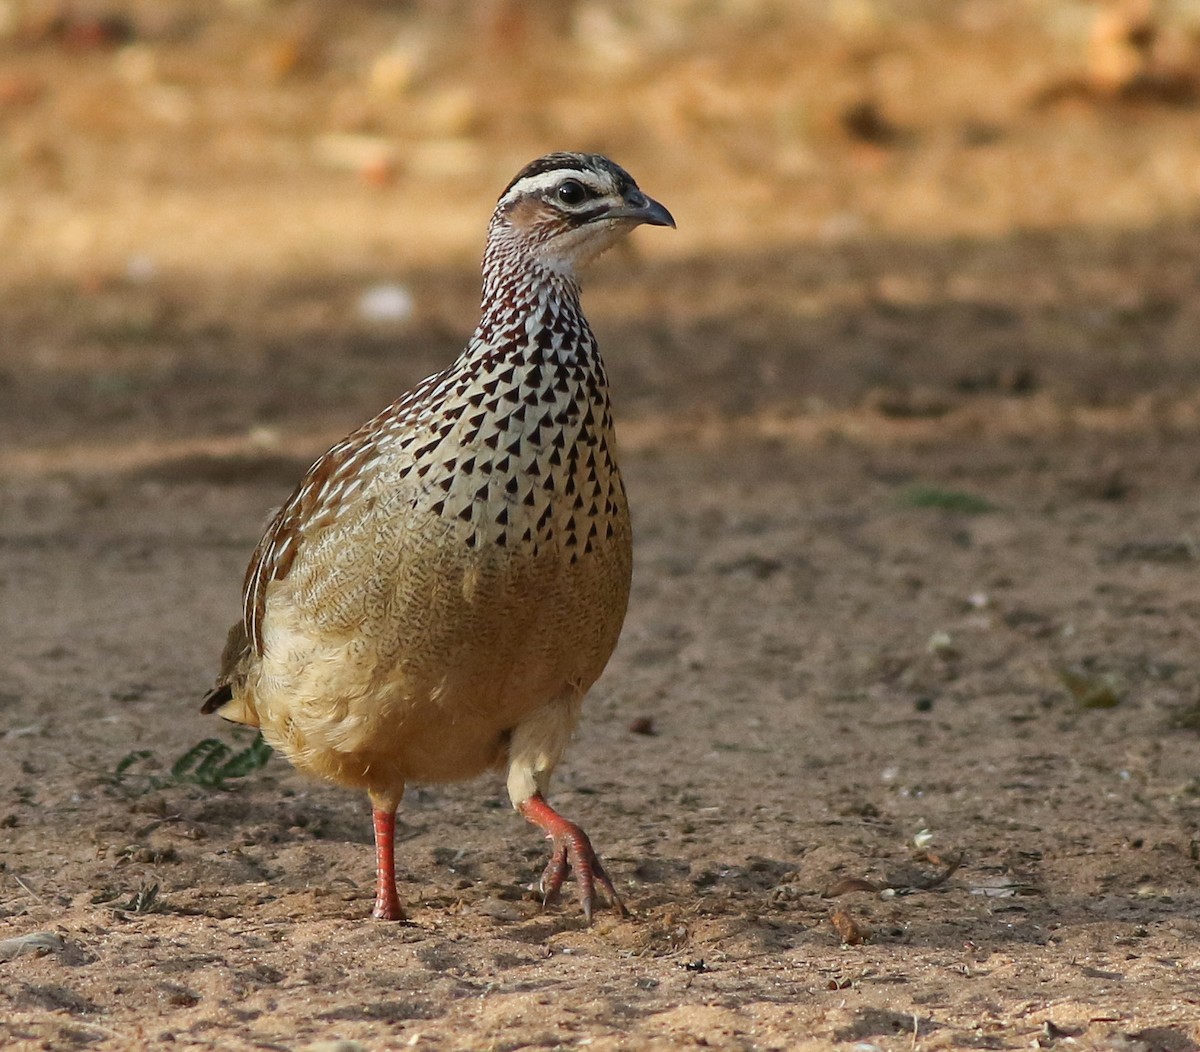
(111, 733), (272, 794)
(216, 733), (273, 780)
(169, 739), (229, 782)
(1057, 666), (1125, 709)
(171, 733), (271, 788)
(113, 749), (155, 783)
(897, 486), (996, 514)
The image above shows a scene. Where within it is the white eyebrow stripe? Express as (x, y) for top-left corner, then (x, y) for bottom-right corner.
(497, 169), (612, 208)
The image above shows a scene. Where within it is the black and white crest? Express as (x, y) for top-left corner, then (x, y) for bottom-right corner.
(498, 152), (637, 203)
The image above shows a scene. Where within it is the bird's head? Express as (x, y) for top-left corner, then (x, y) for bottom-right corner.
(488, 153), (675, 277)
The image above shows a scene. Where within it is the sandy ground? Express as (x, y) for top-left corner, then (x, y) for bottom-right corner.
(4, 3), (1200, 1050)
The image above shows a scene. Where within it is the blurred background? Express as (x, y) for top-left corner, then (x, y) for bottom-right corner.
(6, 0), (1200, 464)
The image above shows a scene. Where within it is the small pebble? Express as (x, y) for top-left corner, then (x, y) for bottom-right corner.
(358, 283), (414, 323)
(125, 254), (157, 284)
(0, 932), (64, 962)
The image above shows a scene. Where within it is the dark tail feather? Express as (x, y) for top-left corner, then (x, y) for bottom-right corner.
(202, 620), (254, 714)
(201, 683), (233, 714)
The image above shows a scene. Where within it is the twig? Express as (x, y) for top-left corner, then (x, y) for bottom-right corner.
(12, 873), (45, 902)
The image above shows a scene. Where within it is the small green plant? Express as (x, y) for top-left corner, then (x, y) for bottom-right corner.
(897, 485), (996, 514)
(121, 883), (161, 914)
(1168, 698), (1200, 731)
(1057, 666), (1124, 709)
(111, 733), (272, 792)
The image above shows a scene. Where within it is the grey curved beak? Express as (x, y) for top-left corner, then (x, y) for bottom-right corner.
(608, 192), (676, 229)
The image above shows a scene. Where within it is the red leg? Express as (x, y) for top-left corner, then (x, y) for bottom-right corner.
(370, 805), (406, 921)
(519, 792), (628, 923)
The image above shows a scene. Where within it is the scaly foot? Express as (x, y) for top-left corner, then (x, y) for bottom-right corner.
(519, 792), (628, 923)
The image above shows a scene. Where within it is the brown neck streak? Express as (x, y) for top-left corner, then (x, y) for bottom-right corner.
(473, 213), (594, 367)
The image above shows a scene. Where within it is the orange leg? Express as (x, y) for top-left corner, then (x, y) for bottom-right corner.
(519, 792), (628, 923)
(370, 804), (406, 921)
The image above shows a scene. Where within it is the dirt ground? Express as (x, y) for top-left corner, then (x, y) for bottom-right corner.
(5, 3), (1200, 1050)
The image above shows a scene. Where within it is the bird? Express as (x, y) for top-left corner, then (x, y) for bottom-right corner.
(201, 152), (674, 923)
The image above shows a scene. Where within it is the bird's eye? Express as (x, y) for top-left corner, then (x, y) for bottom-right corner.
(557, 179), (588, 206)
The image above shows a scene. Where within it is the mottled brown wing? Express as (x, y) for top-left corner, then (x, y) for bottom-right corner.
(239, 372), (447, 655)
(200, 434), (362, 712)
(241, 435), (367, 654)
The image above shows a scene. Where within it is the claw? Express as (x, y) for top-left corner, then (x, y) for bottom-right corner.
(520, 792), (628, 922)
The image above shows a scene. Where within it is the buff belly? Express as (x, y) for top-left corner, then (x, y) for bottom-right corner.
(240, 523), (632, 795)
